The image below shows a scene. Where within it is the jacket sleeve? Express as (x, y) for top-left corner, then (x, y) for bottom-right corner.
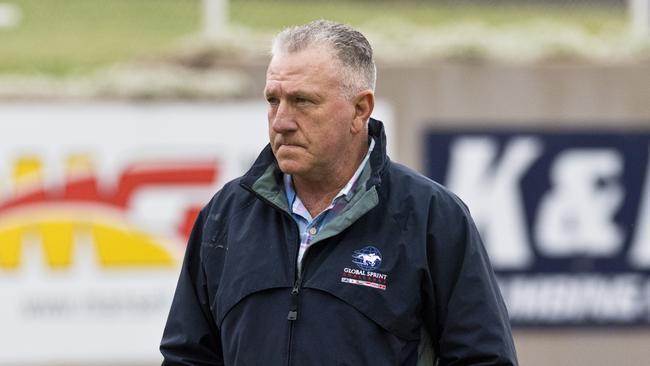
(160, 208), (224, 366)
(422, 195), (518, 366)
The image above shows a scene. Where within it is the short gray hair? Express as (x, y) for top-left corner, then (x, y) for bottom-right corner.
(271, 20), (376, 97)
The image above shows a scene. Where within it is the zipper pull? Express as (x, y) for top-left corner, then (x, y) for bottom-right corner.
(287, 283), (300, 321)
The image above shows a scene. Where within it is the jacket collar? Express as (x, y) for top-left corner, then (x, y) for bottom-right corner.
(240, 119), (387, 244)
(366, 117), (389, 189)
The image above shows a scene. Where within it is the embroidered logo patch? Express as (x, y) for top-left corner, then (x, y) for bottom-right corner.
(341, 246), (388, 290)
(352, 246), (382, 271)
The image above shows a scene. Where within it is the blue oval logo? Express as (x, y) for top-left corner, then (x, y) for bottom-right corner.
(352, 246), (382, 271)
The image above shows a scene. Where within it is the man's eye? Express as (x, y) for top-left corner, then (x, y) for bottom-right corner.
(266, 97), (279, 105)
(295, 97), (310, 105)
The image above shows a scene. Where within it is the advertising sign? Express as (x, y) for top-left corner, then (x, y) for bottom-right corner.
(425, 129), (650, 327)
(0, 102), (393, 364)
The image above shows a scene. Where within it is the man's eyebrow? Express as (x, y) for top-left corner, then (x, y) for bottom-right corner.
(263, 87), (323, 101)
(287, 90), (322, 100)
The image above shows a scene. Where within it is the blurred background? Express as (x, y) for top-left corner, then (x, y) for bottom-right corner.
(1, 0), (649, 365)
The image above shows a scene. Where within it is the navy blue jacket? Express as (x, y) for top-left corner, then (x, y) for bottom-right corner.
(160, 119), (518, 365)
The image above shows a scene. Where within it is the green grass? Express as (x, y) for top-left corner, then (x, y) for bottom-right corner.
(0, 0), (628, 76)
(0, 0), (201, 76)
(232, 1), (627, 34)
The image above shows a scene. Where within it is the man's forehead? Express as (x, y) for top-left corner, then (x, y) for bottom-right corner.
(267, 46), (338, 74)
(265, 48), (341, 93)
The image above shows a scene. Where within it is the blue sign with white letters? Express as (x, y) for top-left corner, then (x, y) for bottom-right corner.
(425, 130), (650, 326)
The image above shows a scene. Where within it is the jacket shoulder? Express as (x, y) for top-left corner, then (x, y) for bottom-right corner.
(385, 161), (470, 218)
(199, 177), (255, 227)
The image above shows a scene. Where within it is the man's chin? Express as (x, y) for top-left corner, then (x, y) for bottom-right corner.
(276, 160), (305, 176)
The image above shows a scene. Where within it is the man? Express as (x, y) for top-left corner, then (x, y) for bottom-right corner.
(160, 20), (518, 366)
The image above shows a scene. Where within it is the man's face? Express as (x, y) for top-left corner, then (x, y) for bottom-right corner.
(264, 46), (358, 180)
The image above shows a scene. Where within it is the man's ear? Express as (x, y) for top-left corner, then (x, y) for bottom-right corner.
(351, 90), (375, 134)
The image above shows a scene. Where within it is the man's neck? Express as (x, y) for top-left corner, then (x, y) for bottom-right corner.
(292, 141), (368, 218)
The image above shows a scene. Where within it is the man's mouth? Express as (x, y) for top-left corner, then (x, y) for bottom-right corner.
(278, 141), (303, 148)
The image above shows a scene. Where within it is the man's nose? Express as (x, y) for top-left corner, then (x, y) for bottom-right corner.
(271, 100), (297, 133)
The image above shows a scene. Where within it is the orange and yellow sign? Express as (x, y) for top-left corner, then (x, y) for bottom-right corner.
(1, 154), (218, 269)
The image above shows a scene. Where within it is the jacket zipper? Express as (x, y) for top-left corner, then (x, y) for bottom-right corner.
(286, 267), (301, 366)
(287, 272), (302, 321)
